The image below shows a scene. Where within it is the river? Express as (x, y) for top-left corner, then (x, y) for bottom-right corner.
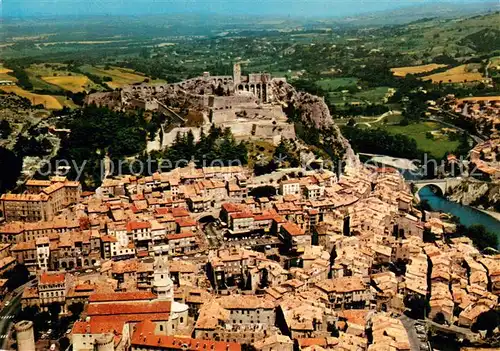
(370, 158), (500, 241)
(418, 187), (500, 238)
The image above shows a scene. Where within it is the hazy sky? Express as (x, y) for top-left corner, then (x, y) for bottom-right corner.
(2, 0), (494, 18)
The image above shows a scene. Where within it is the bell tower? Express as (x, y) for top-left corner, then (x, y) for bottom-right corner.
(233, 63), (241, 86)
(153, 253), (174, 301)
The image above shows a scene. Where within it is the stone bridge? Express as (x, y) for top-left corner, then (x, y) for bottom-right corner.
(408, 178), (463, 195)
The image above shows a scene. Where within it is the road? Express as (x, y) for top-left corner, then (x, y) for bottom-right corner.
(399, 315), (421, 351)
(354, 110), (402, 128)
(0, 279), (35, 350)
(427, 114), (485, 144)
(0, 293), (22, 350)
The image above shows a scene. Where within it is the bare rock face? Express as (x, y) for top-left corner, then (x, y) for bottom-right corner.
(448, 179), (500, 211)
(270, 80), (358, 167)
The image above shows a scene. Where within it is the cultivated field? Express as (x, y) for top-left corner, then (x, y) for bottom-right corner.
(456, 96), (500, 103)
(80, 65), (156, 89)
(0, 64), (17, 82)
(0, 86), (63, 109)
(423, 64), (484, 83)
(26, 63), (101, 92)
(42, 75), (91, 93)
(390, 64), (448, 77)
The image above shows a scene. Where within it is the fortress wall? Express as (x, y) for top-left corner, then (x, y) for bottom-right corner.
(239, 106), (287, 120)
(254, 122), (296, 140)
(212, 110), (237, 124)
(220, 121), (296, 142)
(129, 98), (158, 111)
(210, 95), (257, 109)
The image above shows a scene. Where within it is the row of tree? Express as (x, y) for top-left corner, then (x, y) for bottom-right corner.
(159, 125), (248, 169)
(341, 125), (422, 159)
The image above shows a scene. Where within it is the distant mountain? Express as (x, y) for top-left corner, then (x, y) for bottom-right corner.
(333, 2), (500, 25)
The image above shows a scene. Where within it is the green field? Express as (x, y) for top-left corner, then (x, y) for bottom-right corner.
(354, 87), (391, 103)
(26, 63), (102, 92)
(79, 65), (165, 89)
(327, 92), (363, 106)
(381, 121), (460, 158)
(317, 77), (358, 91)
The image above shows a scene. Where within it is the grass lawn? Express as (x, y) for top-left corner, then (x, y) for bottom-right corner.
(317, 77), (358, 91)
(381, 121), (459, 159)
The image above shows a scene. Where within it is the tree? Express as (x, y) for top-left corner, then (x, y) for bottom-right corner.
(33, 311), (51, 335)
(68, 302), (84, 320)
(249, 186), (276, 198)
(455, 224), (498, 251)
(404, 294), (430, 319)
(4, 264), (30, 291)
(0, 120), (12, 139)
(0, 146), (22, 193)
(16, 305), (39, 322)
(433, 312), (446, 325)
(471, 310), (499, 337)
(59, 337), (70, 350)
(48, 303), (62, 325)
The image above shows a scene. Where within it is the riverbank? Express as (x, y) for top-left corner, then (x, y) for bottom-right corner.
(418, 187), (500, 248)
(478, 208), (500, 221)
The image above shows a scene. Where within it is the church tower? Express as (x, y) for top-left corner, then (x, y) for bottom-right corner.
(153, 253), (174, 301)
(233, 63), (241, 85)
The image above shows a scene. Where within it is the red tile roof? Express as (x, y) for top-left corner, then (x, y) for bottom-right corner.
(176, 218), (197, 227)
(127, 221), (151, 231)
(171, 207), (190, 218)
(281, 222), (306, 236)
(89, 291), (156, 303)
(39, 272), (65, 285)
(221, 203), (245, 213)
(167, 232), (196, 240)
(230, 212), (254, 219)
(87, 300), (171, 317)
(131, 320), (241, 351)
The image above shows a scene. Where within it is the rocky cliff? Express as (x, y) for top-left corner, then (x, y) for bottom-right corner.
(448, 179), (500, 212)
(270, 79), (358, 167)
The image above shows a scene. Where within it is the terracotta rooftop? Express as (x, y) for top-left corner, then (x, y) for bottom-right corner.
(40, 272), (65, 285)
(89, 291), (156, 303)
(127, 221), (151, 231)
(87, 300), (172, 317)
(315, 276), (366, 293)
(132, 320), (241, 351)
(281, 222), (306, 236)
(167, 232), (196, 240)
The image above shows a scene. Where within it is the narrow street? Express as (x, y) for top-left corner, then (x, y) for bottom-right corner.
(399, 315), (423, 351)
(0, 293), (22, 350)
(0, 279), (35, 350)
